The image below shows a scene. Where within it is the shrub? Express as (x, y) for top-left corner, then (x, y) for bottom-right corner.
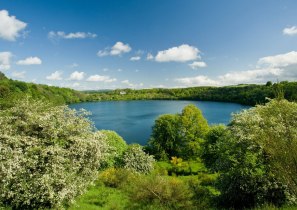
(98, 168), (133, 188)
(126, 174), (193, 210)
(0, 98), (107, 209)
(121, 144), (155, 174)
(187, 173), (220, 209)
(100, 130), (128, 168)
(213, 99), (294, 209)
(230, 99), (297, 199)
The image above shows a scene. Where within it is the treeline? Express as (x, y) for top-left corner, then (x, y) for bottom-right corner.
(87, 81), (297, 105)
(2, 70), (297, 106)
(0, 72), (87, 106)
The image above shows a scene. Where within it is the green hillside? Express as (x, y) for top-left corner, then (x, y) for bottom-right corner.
(0, 72), (88, 106)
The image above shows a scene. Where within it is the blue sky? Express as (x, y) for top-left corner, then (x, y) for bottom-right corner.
(1, 0), (297, 90)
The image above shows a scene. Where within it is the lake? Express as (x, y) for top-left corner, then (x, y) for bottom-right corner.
(69, 100), (250, 145)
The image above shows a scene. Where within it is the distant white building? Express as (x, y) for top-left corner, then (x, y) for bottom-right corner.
(120, 91), (126, 95)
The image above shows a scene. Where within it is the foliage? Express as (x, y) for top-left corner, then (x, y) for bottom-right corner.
(187, 173), (220, 209)
(202, 124), (228, 171)
(121, 144), (155, 174)
(125, 174), (193, 210)
(3, 71), (297, 107)
(147, 114), (180, 160)
(85, 82), (279, 105)
(147, 104), (209, 160)
(100, 130), (128, 168)
(98, 168), (134, 188)
(230, 99), (297, 201)
(0, 97), (107, 209)
(208, 100), (296, 209)
(0, 72), (87, 107)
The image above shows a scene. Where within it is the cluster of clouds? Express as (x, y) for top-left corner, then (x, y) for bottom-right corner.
(46, 70), (117, 83)
(48, 31), (97, 40)
(0, 52), (42, 75)
(97, 42), (208, 71)
(175, 51), (297, 86)
(45, 70), (145, 90)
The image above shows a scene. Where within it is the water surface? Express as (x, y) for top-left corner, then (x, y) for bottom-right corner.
(69, 100), (250, 145)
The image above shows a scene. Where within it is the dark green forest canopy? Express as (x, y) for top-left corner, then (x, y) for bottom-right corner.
(85, 81), (297, 105)
(1, 72), (297, 106)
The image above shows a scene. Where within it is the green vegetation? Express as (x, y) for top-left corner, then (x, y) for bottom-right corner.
(2, 71), (297, 106)
(0, 97), (107, 209)
(2, 71), (297, 209)
(147, 104), (209, 160)
(68, 99), (297, 209)
(0, 72), (87, 106)
(86, 81), (297, 105)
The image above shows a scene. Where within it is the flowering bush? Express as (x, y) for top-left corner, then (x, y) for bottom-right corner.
(122, 144), (155, 174)
(0, 98), (107, 209)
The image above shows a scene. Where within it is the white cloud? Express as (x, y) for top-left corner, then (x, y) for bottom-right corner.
(0, 52), (12, 71)
(175, 68), (283, 87)
(46, 71), (63, 80)
(121, 80), (144, 88)
(155, 44), (200, 62)
(11, 71), (26, 79)
(258, 51), (297, 67)
(48, 31), (97, 40)
(146, 53), (154, 60)
(175, 50), (297, 87)
(130, 56), (141, 61)
(69, 71), (85, 81)
(189, 61), (207, 69)
(218, 68), (283, 85)
(111, 42), (131, 55)
(86, 75), (117, 82)
(283, 26), (297, 36)
(97, 41), (131, 57)
(16, 56), (42, 65)
(103, 68), (109, 72)
(0, 10), (27, 41)
(117, 68), (123, 72)
(175, 75), (219, 86)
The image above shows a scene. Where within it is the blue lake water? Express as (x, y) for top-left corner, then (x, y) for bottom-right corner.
(69, 100), (250, 145)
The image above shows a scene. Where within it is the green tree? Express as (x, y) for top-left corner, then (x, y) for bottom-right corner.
(147, 114), (180, 160)
(179, 104), (209, 159)
(147, 104), (209, 160)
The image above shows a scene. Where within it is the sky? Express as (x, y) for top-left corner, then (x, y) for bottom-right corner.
(1, 0), (297, 90)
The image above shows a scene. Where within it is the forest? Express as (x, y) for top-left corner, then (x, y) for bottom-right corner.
(2, 71), (297, 107)
(85, 81), (297, 106)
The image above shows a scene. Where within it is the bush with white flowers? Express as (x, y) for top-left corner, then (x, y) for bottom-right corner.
(122, 144), (155, 174)
(0, 97), (107, 209)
